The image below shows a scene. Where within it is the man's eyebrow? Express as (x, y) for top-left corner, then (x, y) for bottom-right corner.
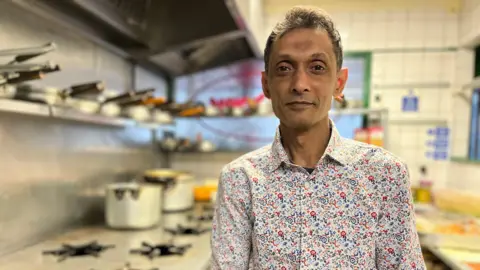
(275, 54), (293, 60)
(274, 52), (329, 60)
(311, 52), (328, 59)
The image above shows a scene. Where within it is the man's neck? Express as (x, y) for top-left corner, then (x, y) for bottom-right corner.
(280, 117), (331, 168)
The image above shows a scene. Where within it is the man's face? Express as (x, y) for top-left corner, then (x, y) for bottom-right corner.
(262, 28), (348, 131)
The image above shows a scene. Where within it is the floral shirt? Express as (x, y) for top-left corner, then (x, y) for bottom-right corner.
(210, 122), (426, 269)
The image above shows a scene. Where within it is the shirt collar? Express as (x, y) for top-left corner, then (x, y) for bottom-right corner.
(269, 120), (348, 172)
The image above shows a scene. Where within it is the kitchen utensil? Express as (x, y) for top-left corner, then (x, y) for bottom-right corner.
(143, 170), (195, 212)
(143, 97), (166, 106)
(0, 62), (60, 90)
(178, 103), (205, 117)
(257, 99), (272, 115)
(176, 138), (194, 152)
(64, 81), (105, 99)
(0, 84), (17, 99)
(0, 61), (59, 73)
(164, 172), (195, 212)
(204, 105), (219, 116)
(125, 105), (151, 122)
(231, 107), (243, 117)
(159, 131), (179, 152)
(13, 84), (61, 104)
(0, 42), (56, 58)
(197, 140), (216, 152)
(3, 70), (43, 85)
(62, 81), (106, 113)
(101, 89), (155, 120)
(152, 109), (172, 124)
(144, 169), (179, 184)
(105, 182), (161, 229)
(103, 88), (154, 105)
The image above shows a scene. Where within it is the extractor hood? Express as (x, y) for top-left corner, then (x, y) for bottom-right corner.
(10, 0), (262, 78)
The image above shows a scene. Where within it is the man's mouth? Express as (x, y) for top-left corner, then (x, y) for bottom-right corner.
(286, 101), (314, 105)
(286, 101), (315, 109)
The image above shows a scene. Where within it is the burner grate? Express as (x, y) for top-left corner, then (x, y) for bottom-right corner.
(130, 241), (191, 260)
(90, 262), (159, 270)
(165, 224), (210, 236)
(42, 240), (114, 262)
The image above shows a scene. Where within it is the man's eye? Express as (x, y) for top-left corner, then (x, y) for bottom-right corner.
(312, 65), (325, 71)
(277, 66), (291, 72)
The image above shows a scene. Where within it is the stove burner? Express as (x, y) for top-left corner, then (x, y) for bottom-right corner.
(197, 213), (214, 221)
(42, 240), (115, 262)
(90, 262), (159, 270)
(165, 224), (210, 235)
(202, 205), (214, 211)
(130, 241), (191, 260)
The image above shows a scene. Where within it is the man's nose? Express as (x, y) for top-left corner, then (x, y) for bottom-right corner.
(291, 69), (310, 93)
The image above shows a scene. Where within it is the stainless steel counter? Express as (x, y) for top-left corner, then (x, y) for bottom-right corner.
(0, 209), (212, 270)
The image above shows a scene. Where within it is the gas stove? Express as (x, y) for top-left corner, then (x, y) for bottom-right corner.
(42, 240), (115, 262)
(0, 205), (213, 270)
(129, 241), (192, 260)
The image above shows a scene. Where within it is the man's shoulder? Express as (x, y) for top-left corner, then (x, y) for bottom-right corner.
(222, 144), (272, 172)
(342, 138), (407, 168)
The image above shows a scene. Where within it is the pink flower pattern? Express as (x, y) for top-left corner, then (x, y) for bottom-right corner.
(211, 122), (426, 269)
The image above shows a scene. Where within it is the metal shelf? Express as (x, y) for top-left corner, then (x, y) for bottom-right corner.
(373, 82), (451, 89)
(330, 107), (387, 115)
(0, 99), (50, 116)
(388, 118), (448, 125)
(49, 105), (134, 127)
(0, 99), (171, 129)
(177, 108), (388, 119)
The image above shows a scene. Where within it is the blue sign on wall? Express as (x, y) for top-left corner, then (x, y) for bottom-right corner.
(425, 127), (450, 160)
(402, 90), (419, 112)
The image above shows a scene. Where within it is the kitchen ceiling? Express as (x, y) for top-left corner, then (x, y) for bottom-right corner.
(264, 0), (462, 14)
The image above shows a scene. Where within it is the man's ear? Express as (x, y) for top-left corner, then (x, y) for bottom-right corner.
(261, 71), (271, 99)
(334, 68), (348, 97)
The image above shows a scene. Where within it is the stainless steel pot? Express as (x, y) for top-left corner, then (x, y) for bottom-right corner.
(143, 169), (195, 212)
(105, 182), (162, 229)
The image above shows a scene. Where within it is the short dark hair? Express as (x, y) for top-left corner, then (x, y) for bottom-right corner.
(263, 6), (343, 72)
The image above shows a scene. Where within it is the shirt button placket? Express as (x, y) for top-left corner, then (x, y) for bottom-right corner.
(291, 169), (302, 268)
(299, 170), (310, 269)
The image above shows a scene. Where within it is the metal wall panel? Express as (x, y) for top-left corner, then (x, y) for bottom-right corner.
(0, 2), (165, 256)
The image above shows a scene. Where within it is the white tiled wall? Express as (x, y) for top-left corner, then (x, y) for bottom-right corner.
(447, 0), (480, 192)
(264, 8), (459, 188)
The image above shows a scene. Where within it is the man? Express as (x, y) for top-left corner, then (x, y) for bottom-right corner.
(211, 5), (425, 270)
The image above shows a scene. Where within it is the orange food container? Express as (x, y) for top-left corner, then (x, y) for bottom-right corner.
(354, 128), (369, 143)
(194, 185), (218, 202)
(368, 127), (384, 147)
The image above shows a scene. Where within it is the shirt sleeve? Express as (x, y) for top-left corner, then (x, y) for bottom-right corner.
(375, 162), (426, 269)
(210, 165), (253, 270)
